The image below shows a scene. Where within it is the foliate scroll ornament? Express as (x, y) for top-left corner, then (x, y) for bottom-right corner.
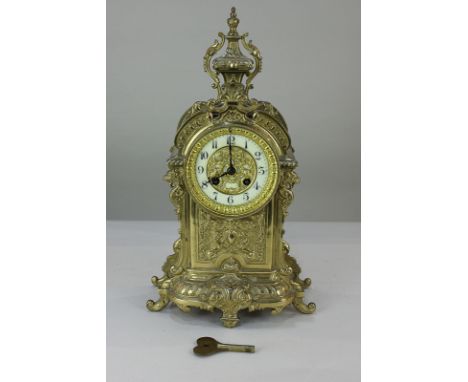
(164, 152), (185, 218)
(176, 102), (203, 130)
(203, 32), (226, 98)
(278, 170), (300, 219)
(240, 33), (262, 97)
(235, 100), (287, 130)
(175, 113), (211, 149)
(254, 113), (290, 151)
(176, 102), (209, 131)
(162, 238), (183, 277)
(256, 101), (288, 131)
(281, 239), (311, 289)
(170, 270), (296, 327)
(175, 99), (290, 151)
(198, 210), (266, 264)
(199, 273), (253, 328)
(220, 109), (246, 123)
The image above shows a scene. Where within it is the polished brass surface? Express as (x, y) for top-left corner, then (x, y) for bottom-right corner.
(147, 7), (315, 327)
(194, 337), (255, 356)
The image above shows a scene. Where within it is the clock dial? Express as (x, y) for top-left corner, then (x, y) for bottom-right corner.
(205, 145), (257, 196)
(186, 127), (279, 216)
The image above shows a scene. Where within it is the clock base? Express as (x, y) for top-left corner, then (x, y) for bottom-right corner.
(146, 261), (315, 328)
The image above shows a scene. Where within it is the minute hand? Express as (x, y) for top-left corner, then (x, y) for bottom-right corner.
(228, 136), (233, 167)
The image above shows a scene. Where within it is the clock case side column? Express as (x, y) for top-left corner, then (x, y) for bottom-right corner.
(147, 147), (188, 312)
(277, 149), (316, 314)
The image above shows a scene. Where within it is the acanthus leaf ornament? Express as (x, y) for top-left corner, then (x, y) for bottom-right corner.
(240, 33), (262, 97)
(203, 32), (225, 98)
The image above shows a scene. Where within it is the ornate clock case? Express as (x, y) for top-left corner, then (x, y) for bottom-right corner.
(147, 8), (315, 328)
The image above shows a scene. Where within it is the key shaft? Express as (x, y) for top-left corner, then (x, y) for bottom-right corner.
(217, 343), (255, 353)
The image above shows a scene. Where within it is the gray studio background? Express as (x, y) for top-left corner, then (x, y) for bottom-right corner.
(107, 0), (360, 221)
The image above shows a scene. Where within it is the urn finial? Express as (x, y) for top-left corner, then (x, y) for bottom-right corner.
(203, 8), (263, 100)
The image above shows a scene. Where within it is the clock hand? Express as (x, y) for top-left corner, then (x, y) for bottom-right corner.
(208, 171), (228, 184)
(208, 171), (229, 185)
(228, 135), (235, 172)
(208, 166), (236, 185)
(228, 136), (233, 165)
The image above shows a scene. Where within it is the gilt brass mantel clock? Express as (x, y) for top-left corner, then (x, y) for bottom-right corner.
(147, 7), (315, 328)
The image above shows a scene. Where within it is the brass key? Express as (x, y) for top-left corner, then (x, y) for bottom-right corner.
(193, 337), (255, 356)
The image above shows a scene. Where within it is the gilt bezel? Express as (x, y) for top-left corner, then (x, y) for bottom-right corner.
(185, 126), (279, 217)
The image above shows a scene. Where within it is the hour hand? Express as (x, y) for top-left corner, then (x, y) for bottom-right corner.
(211, 167), (233, 180)
(209, 165), (236, 185)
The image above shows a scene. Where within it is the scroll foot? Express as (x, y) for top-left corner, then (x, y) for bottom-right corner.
(146, 297), (169, 312)
(294, 276), (311, 290)
(292, 296), (316, 314)
(151, 275), (160, 287)
(151, 275), (168, 288)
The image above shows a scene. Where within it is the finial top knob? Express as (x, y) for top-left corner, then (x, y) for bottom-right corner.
(227, 6), (239, 36)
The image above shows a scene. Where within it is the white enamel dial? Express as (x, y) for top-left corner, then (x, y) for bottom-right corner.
(195, 133), (269, 206)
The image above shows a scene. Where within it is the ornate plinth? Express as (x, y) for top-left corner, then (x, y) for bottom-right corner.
(147, 256), (315, 328)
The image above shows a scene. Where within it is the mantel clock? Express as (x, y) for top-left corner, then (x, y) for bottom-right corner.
(147, 8), (315, 327)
